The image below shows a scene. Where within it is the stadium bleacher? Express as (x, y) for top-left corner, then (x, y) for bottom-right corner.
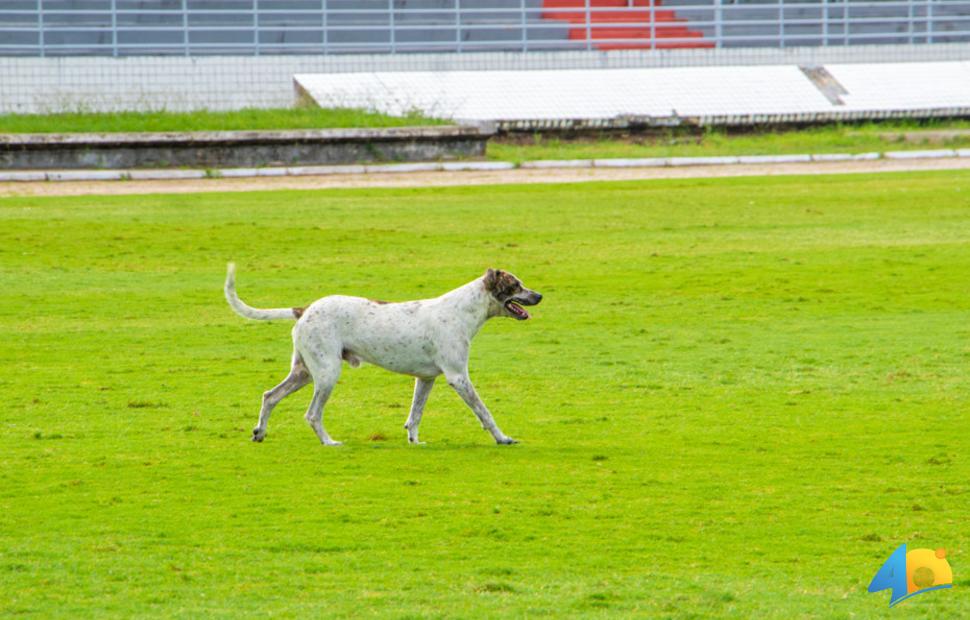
(1, 0), (967, 56)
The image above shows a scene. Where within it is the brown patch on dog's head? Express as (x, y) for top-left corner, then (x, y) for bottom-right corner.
(292, 307), (305, 319)
(483, 268), (520, 301)
(369, 299), (389, 305)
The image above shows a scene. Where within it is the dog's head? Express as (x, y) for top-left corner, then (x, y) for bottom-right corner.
(483, 268), (542, 320)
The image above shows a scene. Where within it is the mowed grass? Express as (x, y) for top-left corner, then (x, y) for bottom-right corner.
(0, 107), (441, 133)
(489, 121), (970, 162)
(2, 171), (969, 618)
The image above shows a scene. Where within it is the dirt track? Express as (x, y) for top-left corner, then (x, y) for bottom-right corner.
(2, 157), (969, 197)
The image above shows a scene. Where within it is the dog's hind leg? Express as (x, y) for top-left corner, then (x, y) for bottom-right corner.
(252, 352), (310, 443)
(445, 371), (517, 445)
(404, 377), (435, 444)
(302, 355), (343, 446)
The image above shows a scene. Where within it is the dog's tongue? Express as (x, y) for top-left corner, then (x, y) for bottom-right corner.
(508, 302), (530, 319)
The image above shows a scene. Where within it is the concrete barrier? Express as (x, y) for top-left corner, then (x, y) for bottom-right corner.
(0, 125), (494, 170)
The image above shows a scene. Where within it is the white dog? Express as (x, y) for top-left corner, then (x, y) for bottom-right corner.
(224, 264), (542, 446)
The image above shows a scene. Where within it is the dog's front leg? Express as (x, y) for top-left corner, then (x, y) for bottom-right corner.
(404, 377), (435, 444)
(445, 371), (517, 445)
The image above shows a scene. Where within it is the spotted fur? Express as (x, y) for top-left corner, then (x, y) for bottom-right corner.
(225, 264), (543, 446)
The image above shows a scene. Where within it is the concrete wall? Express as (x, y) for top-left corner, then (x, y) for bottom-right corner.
(2, 43), (969, 114)
(0, 126), (492, 169)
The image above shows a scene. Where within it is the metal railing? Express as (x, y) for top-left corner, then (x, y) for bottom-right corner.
(1, 1), (968, 57)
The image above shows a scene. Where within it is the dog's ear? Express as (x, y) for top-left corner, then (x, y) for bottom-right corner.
(484, 268), (501, 293)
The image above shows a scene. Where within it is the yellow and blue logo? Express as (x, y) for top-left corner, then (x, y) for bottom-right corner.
(868, 544), (953, 607)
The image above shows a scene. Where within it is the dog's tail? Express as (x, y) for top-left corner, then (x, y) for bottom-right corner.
(224, 263), (301, 321)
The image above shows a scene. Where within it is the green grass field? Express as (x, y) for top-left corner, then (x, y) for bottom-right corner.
(2, 170), (968, 618)
(0, 107), (441, 133)
(489, 122), (970, 162)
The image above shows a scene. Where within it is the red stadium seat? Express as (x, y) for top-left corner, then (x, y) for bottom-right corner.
(541, 0), (713, 50)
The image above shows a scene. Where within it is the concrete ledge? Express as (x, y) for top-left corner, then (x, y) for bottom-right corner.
(46, 170), (124, 181)
(287, 164), (368, 176)
(441, 161), (515, 172)
(593, 157), (668, 168)
(0, 125), (494, 170)
(738, 154), (813, 164)
(365, 162), (442, 174)
(884, 149), (957, 159)
(127, 169), (207, 180)
(2, 171), (47, 181)
(668, 156), (740, 167)
(522, 159), (594, 169)
(811, 153), (854, 162)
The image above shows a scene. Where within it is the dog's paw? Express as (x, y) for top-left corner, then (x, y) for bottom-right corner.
(322, 440), (344, 447)
(496, 436), (519, 445)
(251, 428), (266, 443)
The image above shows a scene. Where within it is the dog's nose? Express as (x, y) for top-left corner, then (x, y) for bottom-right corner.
(534, 293), (543, 304)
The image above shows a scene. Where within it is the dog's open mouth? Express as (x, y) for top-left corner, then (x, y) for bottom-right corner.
(505, 300), (530, 320)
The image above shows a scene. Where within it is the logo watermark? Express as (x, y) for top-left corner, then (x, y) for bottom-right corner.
(868, 544), (953, 607)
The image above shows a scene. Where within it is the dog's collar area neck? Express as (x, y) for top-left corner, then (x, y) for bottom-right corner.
(483, 294), (506, 319)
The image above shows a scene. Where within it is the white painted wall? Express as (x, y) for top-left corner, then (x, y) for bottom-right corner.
(296, 60), (970, 124)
